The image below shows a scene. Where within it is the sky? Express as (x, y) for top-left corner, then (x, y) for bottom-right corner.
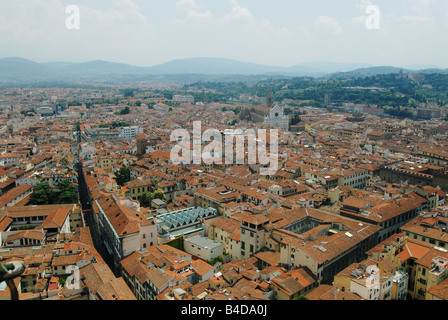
(0, 0), (447, 68)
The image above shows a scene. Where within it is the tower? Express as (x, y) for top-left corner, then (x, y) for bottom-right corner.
(264, 90), (290, 132)
(324, 92), (330, 107)
(267, 86), (273, 109)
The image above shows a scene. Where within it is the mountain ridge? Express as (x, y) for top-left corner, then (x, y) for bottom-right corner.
(0, 57), (446, 84)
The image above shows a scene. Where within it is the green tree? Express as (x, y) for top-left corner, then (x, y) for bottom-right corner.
(29, 181), (78, 205)
(120, 106), (131, 115)
(140, 192), (154, 208)
(293, 295), (309, 301)
(233, 106), (242, 115)
(116, 166), (131, 186)
(153, 189), (166, 201)
(29, 183), (58, 205)
(207, 256), (224, 266)
(123, 89), (134, 98)
(57, 181), (79, 204)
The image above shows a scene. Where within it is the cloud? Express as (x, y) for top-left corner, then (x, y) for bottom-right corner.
(390, 0), (436, 29)
(277, 26), (292, 37)
(175, 0), (288, 39)
(352, 0), (373, 25)
(314, 16), (343, 35)
(0, 0), (156, 65)
(175, 0), (213, 24)
(356, 0), (373, 11)
(223, 0), (254, 22)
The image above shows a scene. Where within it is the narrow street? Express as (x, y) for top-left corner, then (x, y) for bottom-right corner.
(76, 159), (115, 274)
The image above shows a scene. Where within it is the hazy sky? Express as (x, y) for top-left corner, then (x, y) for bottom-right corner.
(1, 0), (447, 68)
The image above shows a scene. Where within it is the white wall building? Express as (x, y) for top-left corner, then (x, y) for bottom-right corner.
(119, 126), (143, 140)
(184, 234), (223, 261)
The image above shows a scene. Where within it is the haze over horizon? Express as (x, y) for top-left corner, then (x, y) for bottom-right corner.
(1, 0), (447, 69)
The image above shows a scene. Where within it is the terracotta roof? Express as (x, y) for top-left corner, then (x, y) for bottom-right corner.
(306, 284), (363, 300)
(4, 230), (46, 242)
(395, 241), (431, 263)
(96, 195), (147, 237)
(427, 277), (448, 300)
(81, 262), (136, 300)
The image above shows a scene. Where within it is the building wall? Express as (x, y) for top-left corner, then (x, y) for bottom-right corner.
(141, 221), (157, 248)
(350, 279), (378, 300)
(99, 157), (118, 173)
(338, 170), (367, 189)
(60, 215), (72, 234)
(229, 237), (241, 261)
(413, 264), (430, 300)
(120, 126), (143, 140)
(209, 226), (232, 256)
(184, 237), (223, 261)
(272, 284), (292, 300)
(280, 242), (319, 277)
(392, 273), (408, 300)
(240, 224), (267, 260)
(130, 183), (153, 201)
(122, 233), (141, 259)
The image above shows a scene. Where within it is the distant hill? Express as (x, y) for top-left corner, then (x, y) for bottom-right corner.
(329, 66), (407, 79)
(0, 57), (446, 85)
(298, 61), (375, 74)
(45, 60), (148, 76)
(0, 57), (48, 79)
(145, 57), (324, 76)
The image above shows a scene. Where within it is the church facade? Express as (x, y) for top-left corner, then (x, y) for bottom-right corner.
(263, 87), (290, 131)
(264, 105), (290, 131)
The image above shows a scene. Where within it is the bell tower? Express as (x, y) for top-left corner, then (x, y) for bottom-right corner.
(267, 86), (273, 109)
